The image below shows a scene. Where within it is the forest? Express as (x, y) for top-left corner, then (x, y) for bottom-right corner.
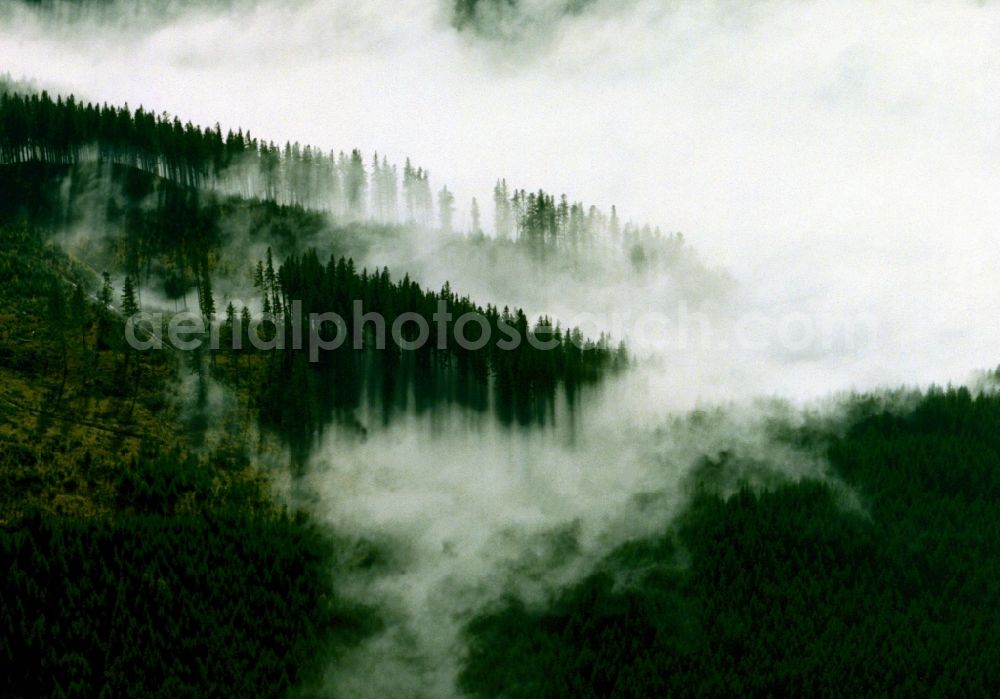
(0, 87), (634, 449)
(2, 12), (1000, 696)
(0, 218), (386, 697)
(0, 84), (630, 693)
(0, 89), (430, 220)
(0, 502), (378, 698)
(0, 88), (677, 259)
(459, 387), (1000, 696)
(242, 249), (626, 453)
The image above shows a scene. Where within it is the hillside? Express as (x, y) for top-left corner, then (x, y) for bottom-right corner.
(2, 18), (1000, 697)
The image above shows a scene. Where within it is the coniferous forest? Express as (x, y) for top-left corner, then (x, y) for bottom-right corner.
(2, 2), (1000, 698)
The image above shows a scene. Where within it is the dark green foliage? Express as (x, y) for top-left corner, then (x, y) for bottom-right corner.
(0, 161), (225, 294)
(460, 387), (1000, 697)
(0, 89), (668, 255)
(0, 224), (378, 698)
(235, 249), (626, 459)
(0, 223), (86, 306)
(0, 90), (423, 220)
(99, 271), (114, 308)
(0, 503), (377, 699)
(115, 450), (214, 514)
(0, 157), (629, 458)
(120, 274), (139, 317)
(0, 160), (368, 305)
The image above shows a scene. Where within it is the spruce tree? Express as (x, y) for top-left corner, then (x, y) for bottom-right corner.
(438, 186), (455, 234)
(99, 272), (114, 310)
(121, 275), (139, 319)
(470, 197), (482, 235)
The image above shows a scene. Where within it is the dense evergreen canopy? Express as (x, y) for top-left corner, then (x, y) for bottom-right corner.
(0, 89), (430, 220)
(230, 248), (627, 455)
(0, 497), (377, 698)
(459, 387), (1000, 697)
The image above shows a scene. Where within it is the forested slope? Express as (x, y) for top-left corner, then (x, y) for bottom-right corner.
(0, 88), (697, 281)
(3, 79), (997, 699)
(460, 386), (1000, 697)
(0, 85), (628, 696)
(0, 88), (632, 451)
(0, 506), (380, 698)
(0, 222), (383, 697)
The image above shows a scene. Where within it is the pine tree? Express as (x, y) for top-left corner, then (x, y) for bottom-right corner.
(264, 248), (282, 318)
(493, 179), (511, 240)
(346, 149), (367, 219)
(99, 272), (114, 310)
(119, 275), (141, 402)
(254, 261), (265, 291)
(121, 275), (139, 319)
(239, 306), (252, 374)
(470, 197), (482, 235)
(403, 158), (416, 222)
(383, 155), (397, 223)
(199, 272), (216, 322)
(438, 186), (455, 234)
(224, 302), (237, 352)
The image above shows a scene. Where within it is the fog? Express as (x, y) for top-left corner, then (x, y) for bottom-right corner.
(4, 0), (999, 696)
(4, 0), (998, 397)
(276, 374), (850, 696)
